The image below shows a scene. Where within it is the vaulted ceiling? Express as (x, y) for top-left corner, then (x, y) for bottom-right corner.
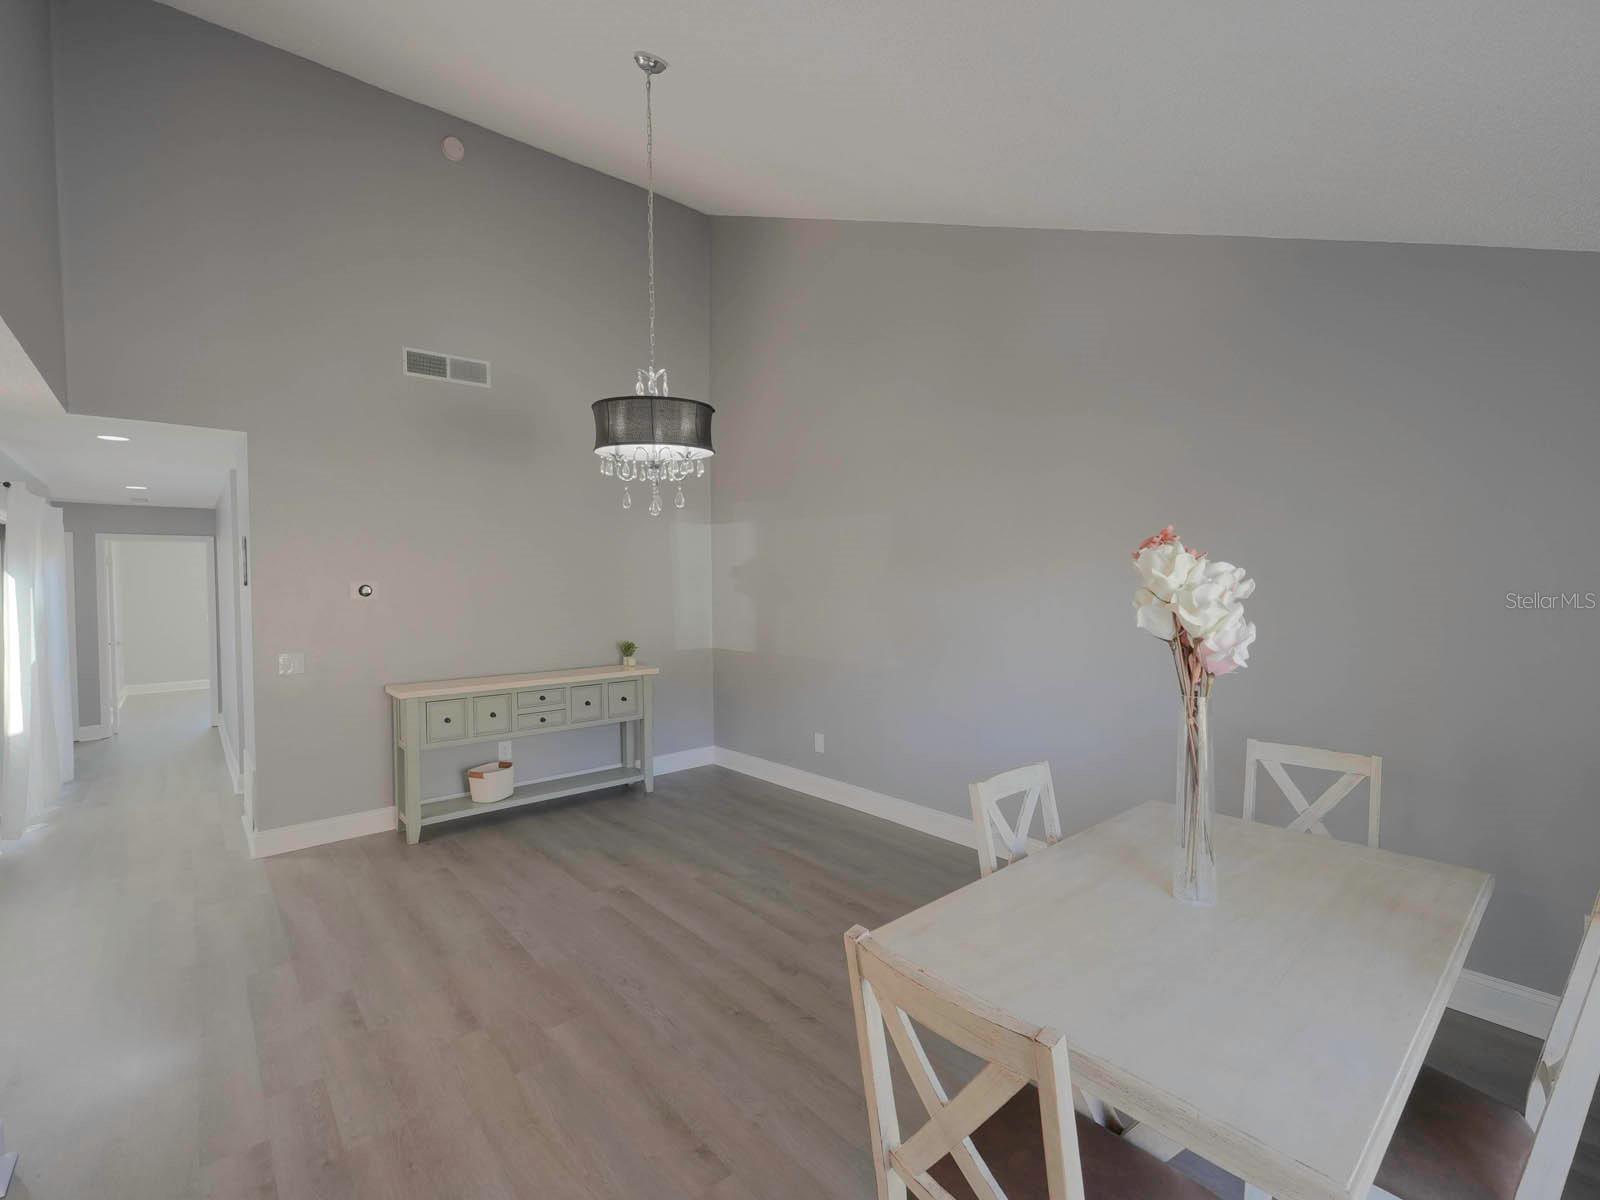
(158, 0), (1600, 251)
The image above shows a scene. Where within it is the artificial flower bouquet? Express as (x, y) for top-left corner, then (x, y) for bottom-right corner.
(1131, 526), (1256, 903)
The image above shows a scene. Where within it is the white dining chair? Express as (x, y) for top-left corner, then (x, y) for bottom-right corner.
(1242, 739), (1383, 847)
(842, 925), (1214, 1200)
(1368, 890), (1600, 1200)
(968, 762), (1061, 878)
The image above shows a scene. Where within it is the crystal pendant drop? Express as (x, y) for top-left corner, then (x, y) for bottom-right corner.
(674, 487), (685, 509)
(621, 487), (632, 510)
(648, 484), (663, 517)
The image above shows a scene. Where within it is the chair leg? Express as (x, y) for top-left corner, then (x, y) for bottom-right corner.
(1073, 1085), (1113, 1127)
(1118, 1119), (1184, 1162)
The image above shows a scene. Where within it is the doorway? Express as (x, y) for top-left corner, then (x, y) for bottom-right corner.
(95, 534), (218, 738)
(0, 411), (255, 839)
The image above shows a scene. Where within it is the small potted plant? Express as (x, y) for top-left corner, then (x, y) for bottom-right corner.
(618, 639), (638, 668)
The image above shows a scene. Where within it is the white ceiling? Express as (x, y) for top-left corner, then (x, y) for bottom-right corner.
(0, 413), (243, 508)
(157, 0), (1600, 251)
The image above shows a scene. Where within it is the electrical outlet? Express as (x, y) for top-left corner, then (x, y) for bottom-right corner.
(814, 732), (825, 754)
(497, 741), (512, 763)
(278, 651), (305, 676)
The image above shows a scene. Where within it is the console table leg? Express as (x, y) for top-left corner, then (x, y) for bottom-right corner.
(401, 699), (423, 844)
(642, 679), (654, 793)
(621, 720), (634, 771)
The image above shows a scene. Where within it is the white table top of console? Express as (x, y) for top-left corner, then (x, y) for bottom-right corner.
(384, 664), (658, 701)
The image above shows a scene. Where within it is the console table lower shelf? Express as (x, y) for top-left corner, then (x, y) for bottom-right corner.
(385, 664), (658, 844)
(402, 765), (645, 834)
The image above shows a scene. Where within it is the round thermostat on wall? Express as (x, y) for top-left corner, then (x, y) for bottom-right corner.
(441, 135), (465, 162)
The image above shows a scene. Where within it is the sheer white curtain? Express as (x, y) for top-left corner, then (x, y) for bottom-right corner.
(1, 485), (74, 841)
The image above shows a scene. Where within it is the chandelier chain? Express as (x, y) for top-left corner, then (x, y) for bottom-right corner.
(645, 70), (655, 378)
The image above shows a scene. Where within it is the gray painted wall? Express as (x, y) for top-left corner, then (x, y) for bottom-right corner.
(51, 0), (713, 829)
(59, 503), (217, 726)
(710, 217), (1600, 994)
(0, 0), (66, 402)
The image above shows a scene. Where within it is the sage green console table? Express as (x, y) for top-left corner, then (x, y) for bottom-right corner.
(386, 664), (656, 844)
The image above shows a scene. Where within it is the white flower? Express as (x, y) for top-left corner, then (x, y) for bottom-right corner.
(1198, 614), (1256, 676)
(1130, 530), (1257, 673)
(1133, 587), (1176, 640)
(1133, 541), (1198, 602)
(1175, 560), (1257, 639)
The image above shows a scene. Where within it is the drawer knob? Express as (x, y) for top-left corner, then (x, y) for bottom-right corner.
(619, 695), (627, 702)
(539, 716), (547, 724)
(539, 694), (547, 701)
(585, 700), (592, 706)
(443, 717), (452, 724)
(489, 711), (497, 718)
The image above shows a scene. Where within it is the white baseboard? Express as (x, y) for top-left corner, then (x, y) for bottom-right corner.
(708, 746), (1558, 1041)
(712, 746), (979, 848)
(1449, 968), (1558, 1038)
(120, 679), (209, 701)
(75, 723), (110, 742)
(656, 745), (716, 774)
(248, 806), (396, 859)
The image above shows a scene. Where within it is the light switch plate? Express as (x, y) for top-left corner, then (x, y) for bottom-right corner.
(814, 732), (825, 753)
(278, 651), (306, 676)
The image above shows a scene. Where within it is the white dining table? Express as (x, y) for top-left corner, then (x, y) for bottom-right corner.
(869, 800), (1493, 1200)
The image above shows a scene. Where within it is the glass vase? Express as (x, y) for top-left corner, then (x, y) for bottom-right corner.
(1174, 691), (1217, 905)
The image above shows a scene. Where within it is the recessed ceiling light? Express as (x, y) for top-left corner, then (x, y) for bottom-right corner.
(97, 434), (131, 442)
(124, 484), (148, 490)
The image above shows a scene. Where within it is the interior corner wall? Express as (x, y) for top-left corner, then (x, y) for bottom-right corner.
(0, 0), (67, 402)
(59, 503), (218, 726)
(51, 0), (714, 830)
(708, 215), (1600, 996)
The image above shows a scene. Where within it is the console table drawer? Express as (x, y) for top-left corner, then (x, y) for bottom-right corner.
(425, 698), (467, 742)
(517, 686), (566, 711)
(606, 680), (640, 719)
(516, 708), (566, 732)
(473, 693), (512, 736)
(569, 684), (603, 723)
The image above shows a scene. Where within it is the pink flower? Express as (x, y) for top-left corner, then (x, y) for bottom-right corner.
(1131, 525), (1180, 561)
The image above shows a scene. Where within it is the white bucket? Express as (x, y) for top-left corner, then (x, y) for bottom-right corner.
(467, 760), (514, 804)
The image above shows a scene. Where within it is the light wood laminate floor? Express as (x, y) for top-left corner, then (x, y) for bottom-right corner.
(1, 690), (1596, 1198)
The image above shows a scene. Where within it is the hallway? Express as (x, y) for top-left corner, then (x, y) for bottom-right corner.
(0, 690), (271, 1198)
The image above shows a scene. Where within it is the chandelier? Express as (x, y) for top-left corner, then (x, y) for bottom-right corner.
(592, 52), (714, 516)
